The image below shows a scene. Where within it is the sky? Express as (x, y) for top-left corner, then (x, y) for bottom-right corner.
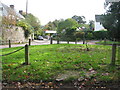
(0, 0), (106, 25)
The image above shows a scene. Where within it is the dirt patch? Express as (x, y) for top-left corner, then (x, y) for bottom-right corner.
(55, 70), (80, 81)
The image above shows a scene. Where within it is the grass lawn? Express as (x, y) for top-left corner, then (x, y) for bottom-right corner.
(1, 44), (120, 83)
(96, 40), (120, 45)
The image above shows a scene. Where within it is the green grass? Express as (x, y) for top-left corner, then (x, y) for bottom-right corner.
(96, 40), (120, 45)
(1, 44), (120, 82)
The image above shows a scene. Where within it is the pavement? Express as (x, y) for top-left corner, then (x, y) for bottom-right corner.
(0, 39), (98, 49)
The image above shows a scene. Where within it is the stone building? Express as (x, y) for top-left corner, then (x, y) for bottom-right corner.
(0, 2), (32, 44)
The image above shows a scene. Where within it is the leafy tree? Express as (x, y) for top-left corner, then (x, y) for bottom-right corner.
(74, 31), (85, 39)
(102, 2), (120, 41)
(25, 13), (41, 32)
(44, 21), (53, 30)
(89, 20), (94, 31)
(58, 18), (78, 34)
(17, 20), (33, 38)
(72, 15), (86, 24)
(44, 19), (61, 32)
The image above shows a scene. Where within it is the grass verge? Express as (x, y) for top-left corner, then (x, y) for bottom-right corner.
(1, 44), (120, 83)
(96, 40), (120, 45)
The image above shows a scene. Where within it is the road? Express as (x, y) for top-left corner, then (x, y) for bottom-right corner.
(0, 39), (98, 49)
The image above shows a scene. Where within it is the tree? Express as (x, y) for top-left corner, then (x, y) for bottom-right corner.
(89, 20), (94, 31)
(72, 15), (86, 24)
(44, 19), (61, 31)
(17, 19), (33, 38)
(58, 18), (78, 34)
(102, 2), (120, 41)
(25, 13), (41, 31)
(25, 13), (42, 37)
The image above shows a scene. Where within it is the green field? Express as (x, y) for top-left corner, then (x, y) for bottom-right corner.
(1, 44), (120, 83)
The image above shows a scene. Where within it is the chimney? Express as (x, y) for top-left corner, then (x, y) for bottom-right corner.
(10, 5), (14, 9)
(19, 10), (23, 15)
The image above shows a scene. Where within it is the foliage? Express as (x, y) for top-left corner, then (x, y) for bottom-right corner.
(63, 27), (77, 41)
(72, 15), (86, 24)
(2, 44), (119, 82)
(89, 20), (94, 31)
(25, 13), (42, 37)
(102, 2), (120, 41)
(58, 18), (78, 34)
(44, 19), (61, 31)
(16, 20), (33, 38)
(25, 13), (41, 31)
(86, 32), (94, 40)
(93, 31), (109, 40)
(74, 31), (85, 39)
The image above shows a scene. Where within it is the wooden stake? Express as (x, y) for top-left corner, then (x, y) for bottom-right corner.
(50, 37), (53, 44)
(25, 44), (29, 65)
(9, 40), (11, 48)
(118, 46), (120, 65)
(29, 39), (31, 46)
(111, 44), (117, 65)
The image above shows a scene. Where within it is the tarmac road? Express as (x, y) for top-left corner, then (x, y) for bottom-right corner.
(0, 39), (98, 49)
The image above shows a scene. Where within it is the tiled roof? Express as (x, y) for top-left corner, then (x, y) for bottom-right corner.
(95, 15), (104, 22)
(0, 2), (24, 19)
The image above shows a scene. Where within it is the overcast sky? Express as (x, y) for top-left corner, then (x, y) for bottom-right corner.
(1, 0), (106, 25)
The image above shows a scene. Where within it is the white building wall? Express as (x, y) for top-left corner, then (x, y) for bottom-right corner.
(95, 22), (105, 31)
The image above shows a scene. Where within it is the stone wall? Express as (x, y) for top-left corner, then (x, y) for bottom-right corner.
(0, 26), (27, 43)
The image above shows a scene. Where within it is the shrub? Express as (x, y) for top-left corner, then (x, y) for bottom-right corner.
(17, 20), (33, 38)
(93, 31), (109, 40)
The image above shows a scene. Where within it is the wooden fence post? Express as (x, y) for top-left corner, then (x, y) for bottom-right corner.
(57, 38), (59, 44)
(111, 44), (117, 65)
(118, 46), (120, 65)
(9, 40), (11, 48)
(29, 39), (31, 46)
(83, 36), (85, 44)
(50, 37), (53, 44)
(67, 40), (69, 44)
(104, 38), (106, 44)
(25, 44), (29, 65)
(75, 39), (77, 44)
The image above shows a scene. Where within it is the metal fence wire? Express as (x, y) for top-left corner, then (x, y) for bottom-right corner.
(0, 47), (25, 56)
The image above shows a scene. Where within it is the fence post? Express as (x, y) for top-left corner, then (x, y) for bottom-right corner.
(50, 37), (53, 44)
(25, 44), (29, 65)
(118, 46), (120, 65)
(29, 39), (31, 46)
(75, 39), (77, 44)
(111, 44), (117, 65)
(67, 40), (69, 44)
(104, 38), (106, 44)
(83, 39), (85, 44)
(57, 38), (59, 44)
(9, 40), (11, 48)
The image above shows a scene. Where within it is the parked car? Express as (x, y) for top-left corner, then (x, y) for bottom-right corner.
(38, 36), (44, 40)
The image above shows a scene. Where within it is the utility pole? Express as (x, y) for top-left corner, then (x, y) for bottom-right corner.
(26, 0), (28, 16)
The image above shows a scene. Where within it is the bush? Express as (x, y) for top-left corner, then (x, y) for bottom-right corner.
(86, 32), (94, 40)
(17, 20), (33, 38)
(93, 31), (109, 40)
